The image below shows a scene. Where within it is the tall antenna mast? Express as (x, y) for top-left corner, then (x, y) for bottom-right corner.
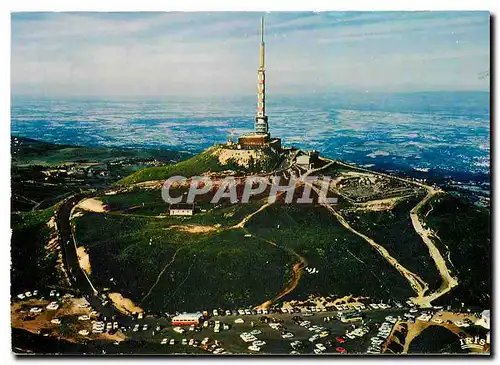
(255, 16), (269, 135)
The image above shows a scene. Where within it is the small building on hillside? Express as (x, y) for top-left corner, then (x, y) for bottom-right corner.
(237, 133), (281, 151)
(171, 312), (203, 326)
(296, 151), (320, 169)
(169, 203), (195, 216)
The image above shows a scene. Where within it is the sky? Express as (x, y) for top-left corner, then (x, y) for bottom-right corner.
(11, 11), (490, 98)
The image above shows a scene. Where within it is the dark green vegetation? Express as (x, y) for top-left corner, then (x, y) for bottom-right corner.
(421, 193), (490, 308)
(12, 328), (204, 354)
(73, 203), (292, 313)
(12, 136), (189, 167)
(11, 136), (491, 320)
(408, 326), (463, 354)
(11, 205), (63, 294)
(116, 147), (226, 185)
(11, 136), (190, 211)
(117, 145), (281, 185)
(342, 195), (443, 293)
(246, 204), (415, 302)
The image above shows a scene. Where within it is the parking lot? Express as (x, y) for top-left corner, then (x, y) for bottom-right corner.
(123, 308), (406, 354)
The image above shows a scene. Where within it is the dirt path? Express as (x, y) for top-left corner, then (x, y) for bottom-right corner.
(165, 225), (219, 234)
(409, 188), (458, 307)
(76, 197), (108, 212)
(305, 181), (430, 298)
(139, 247), (184, 305)
(324, 158), (458, 307)
(76, 246), (92, 275)
(108, 293), (144, 314)
(253, 235), (307, 309)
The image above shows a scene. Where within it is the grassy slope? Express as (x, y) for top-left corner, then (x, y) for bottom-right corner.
(421, 193), (490, 308)
(116, 146), (225, 185)
(12, 136), (189, 166)
(11, 205), (63, 294)
(116, 145), (280, 185)
(72, 202), (291, 313)
(246, 204), (415, 302)
(342, 195), (443, 292)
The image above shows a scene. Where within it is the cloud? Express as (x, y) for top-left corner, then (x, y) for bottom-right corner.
(11, 11), (490, 97)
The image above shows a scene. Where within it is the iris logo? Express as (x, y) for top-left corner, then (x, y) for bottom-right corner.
(459, 336), (488, 350)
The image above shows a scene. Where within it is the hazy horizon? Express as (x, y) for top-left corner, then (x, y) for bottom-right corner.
(11, 11), (490, 98)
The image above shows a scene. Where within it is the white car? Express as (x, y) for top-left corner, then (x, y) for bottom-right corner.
(201, 337), (210, 345)
(253, 340), (266, 346)
(51, 318), (61, 324)
(173, 326), (184, 334)
(316, 343), (327, 351)
(240, 333), (257, 342)
(213, 309), (219, 316)
(234, 318), (244, 324)
(248, 345), (260, 352)
(169, 339), (176, 345)
(78, 315), (90, 321)
(25, 291), (32, 298)
(309, 334), (320, 342)
(182, 339), (188, 345)
(282, 333), (294, 339)
(46, 302), (59, 310)
(238, 309), (245, 315)
(17, 293), (26, 300)
(313, 348), (323, 354)
(30, 307), (42, 313)
(78, 329), (90, 336)
(161, 338), (168, 345)
(245, 309), (252, 315)
(250, 329), (262, 335)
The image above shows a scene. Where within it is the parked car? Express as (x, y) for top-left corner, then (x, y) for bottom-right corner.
(316, 343), (327, 351)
